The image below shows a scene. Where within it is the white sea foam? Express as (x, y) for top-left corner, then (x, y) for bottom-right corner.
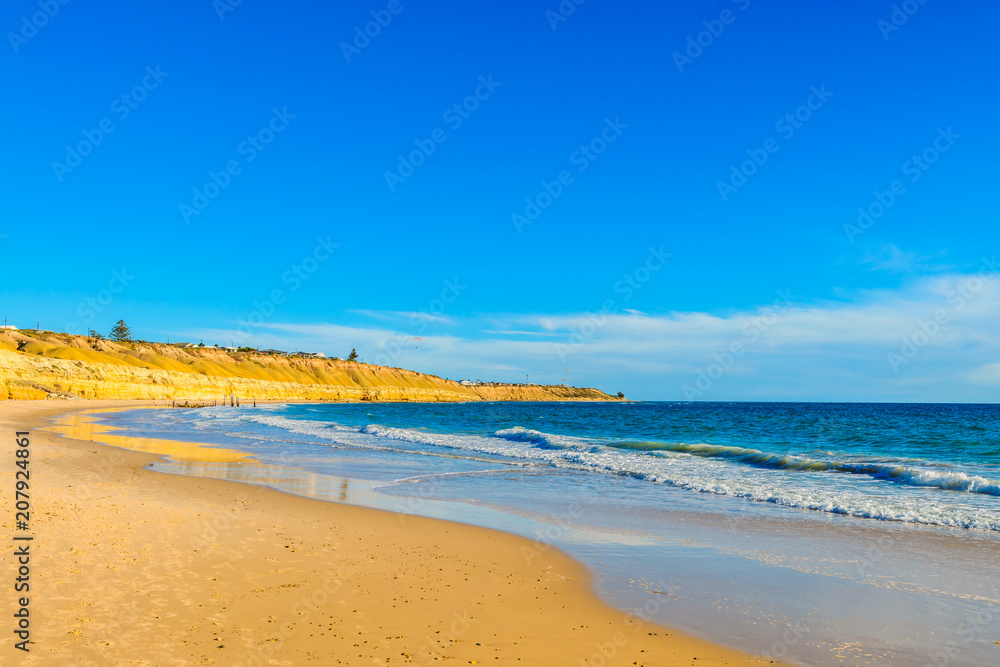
(609, 441), (1000, 497)
(492, 427), (590, 449)
(191, 410), (1000, 533)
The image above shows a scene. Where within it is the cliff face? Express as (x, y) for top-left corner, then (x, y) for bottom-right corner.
(0, 331), (617, 403)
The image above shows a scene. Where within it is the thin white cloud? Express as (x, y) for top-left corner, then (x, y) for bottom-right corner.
(857, 243), (950, 274)
(482, 330), (560, 337)
(967, 363), (1000, 385)
(349, 309), (452, 324)
(859, 243), (919, 272)
(195, 268), (1000, 401)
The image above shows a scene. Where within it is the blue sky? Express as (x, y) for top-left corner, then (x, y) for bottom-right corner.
(2, 0), (999, 401)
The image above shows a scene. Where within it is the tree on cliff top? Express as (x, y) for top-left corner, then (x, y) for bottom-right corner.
(110, 319), (132, 342)
(347, 348), (359, 362)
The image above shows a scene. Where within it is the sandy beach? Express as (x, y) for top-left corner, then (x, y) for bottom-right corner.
(0, 400), (759, 666)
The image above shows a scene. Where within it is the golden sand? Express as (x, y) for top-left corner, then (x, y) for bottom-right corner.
(0, 400), (759, 666)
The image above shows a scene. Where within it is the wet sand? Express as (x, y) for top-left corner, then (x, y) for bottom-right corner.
(0, 400), (760, 665)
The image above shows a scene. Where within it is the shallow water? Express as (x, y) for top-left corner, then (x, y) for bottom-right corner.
(101, 402), (1000, 666)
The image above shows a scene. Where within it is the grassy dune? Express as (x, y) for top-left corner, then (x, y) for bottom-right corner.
(0, 330), (617, 403)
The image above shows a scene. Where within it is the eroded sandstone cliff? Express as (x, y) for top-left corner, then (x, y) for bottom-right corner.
(0, 331), (616, 403)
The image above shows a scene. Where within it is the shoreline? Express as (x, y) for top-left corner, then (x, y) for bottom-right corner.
(1, 399), (759, 665)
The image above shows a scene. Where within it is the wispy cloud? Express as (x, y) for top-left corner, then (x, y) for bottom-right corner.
(190, 266), (1000, 401)
(857, 243), (950, 274)
(481, 330), (560, 337)
(349, 309), (453, 324)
